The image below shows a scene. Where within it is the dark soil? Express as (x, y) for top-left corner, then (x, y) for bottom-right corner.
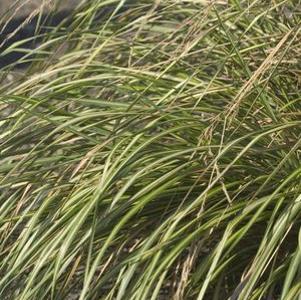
(0, 11), (72, 68)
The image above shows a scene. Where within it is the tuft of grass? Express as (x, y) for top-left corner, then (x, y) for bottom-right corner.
(0, 0), (300, 299)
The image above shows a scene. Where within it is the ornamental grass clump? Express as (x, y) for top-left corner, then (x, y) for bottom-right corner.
(0, 1), (300, 299)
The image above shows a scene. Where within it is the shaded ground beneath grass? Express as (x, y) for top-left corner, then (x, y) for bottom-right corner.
(0, 0), (80, 18)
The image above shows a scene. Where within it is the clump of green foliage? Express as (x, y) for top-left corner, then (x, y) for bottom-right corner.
(0, 0), (300, 299)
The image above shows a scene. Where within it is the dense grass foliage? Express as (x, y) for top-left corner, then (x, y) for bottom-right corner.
(0, 0), (300, 299)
